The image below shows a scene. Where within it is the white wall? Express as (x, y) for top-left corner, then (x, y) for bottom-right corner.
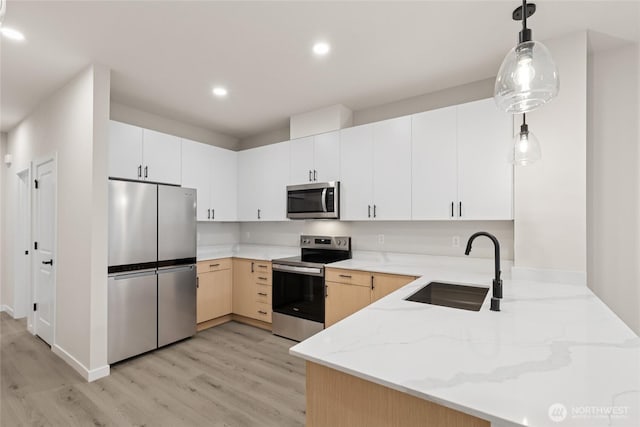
(238, 220), (514, 261)
(110, 102), (239, 150)
(587, 42), (640, 334)
(3, 65), (110, 380)
(513, 32), (588, 283)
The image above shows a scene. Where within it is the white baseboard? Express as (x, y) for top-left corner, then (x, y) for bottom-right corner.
(511, 266), (587, 286)
(0, 305), (15, 317)
(52, 344), (110, 382)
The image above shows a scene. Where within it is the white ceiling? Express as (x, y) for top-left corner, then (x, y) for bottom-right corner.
(1, 1), (639, 137)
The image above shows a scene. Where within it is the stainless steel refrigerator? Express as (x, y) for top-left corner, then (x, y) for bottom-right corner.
(107, 179), (197, 364)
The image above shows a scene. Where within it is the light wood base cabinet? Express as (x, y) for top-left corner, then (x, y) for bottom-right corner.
(306, 362), (489, 427)
(196, 259), (232, 324)
(232, 258), (273, 323)
(325, 268), (416, 327)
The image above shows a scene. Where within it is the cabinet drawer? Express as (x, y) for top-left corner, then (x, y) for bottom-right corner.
(255, 284), (271, 304)
(255, 302), (272, 323)
(253, 261), (272, 274)
(325, 268), (371, 287)
(197, 258), (232, 274)
(254, 273), (272, 286)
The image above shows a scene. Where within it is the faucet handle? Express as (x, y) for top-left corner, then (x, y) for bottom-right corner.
(492, 278), (503, 299)
(490, 297), (501, 312)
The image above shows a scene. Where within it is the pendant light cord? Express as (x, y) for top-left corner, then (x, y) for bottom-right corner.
(522, 0), (527, 33)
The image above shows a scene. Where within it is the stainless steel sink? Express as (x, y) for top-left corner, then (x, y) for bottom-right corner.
(405, 282), (489, 311)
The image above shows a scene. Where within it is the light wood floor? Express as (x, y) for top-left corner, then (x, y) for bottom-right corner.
(0, 313), (305, 426)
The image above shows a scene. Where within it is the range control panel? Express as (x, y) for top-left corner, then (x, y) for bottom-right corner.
(300, 235), (351, 250)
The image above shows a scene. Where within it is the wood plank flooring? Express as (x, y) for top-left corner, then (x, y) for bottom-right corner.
(1, 313), (305, 426)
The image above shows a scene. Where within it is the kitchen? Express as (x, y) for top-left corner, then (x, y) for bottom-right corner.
(1, 1), (639, 426)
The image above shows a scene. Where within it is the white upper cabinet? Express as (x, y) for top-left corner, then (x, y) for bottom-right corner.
(313, 131), (340, 183)
(210, 145), (237, 221)
(181, 140), (237, 222)
(411, 99), (513, 221)
(181, 139), (212, 221)
(457, 99), (513, 220)
(290, 136), (315, 184)
(108, 121), (181, 185)
(237, 141), (290, 221)
(142, 129), (181, 185)
(340, 124), (374, 220)
(372, 116), (412, 220)
(108, 121), (143, 181)
(412, 106), (458, 220)
(289, 131), (340, 184)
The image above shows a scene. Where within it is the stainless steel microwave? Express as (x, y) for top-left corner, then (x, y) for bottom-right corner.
(286, 182), (340, 220)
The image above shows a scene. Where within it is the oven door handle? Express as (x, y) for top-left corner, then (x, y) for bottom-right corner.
(273, 264), (324, 277)
(321, 188), (328, 213)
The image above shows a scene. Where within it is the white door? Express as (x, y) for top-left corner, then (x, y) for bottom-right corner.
(457, 99), (514, 220)
(14, 170), (31, 319)
(33, 157), (56, 345)
(372, 116), (412, 220)
(340, 124), (374, 220)
(143, 129), (182, 185)
(314, 131), (340, 182)
(412, 106), (458, 220)
(210, 146), (238, 221)
(108, 120), (143, 180)
(289, 136), (314, 184)
(181, 139), (212, 221)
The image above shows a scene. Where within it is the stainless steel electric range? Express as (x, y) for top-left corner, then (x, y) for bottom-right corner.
(272, 235), (352, 341)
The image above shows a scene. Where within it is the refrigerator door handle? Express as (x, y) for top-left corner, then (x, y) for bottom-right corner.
(157, 264), (195, 274)
(110, 268), (158, 279)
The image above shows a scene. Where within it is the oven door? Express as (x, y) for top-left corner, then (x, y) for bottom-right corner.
(287, 182), (339, 219)
(272, 266), (324, 323)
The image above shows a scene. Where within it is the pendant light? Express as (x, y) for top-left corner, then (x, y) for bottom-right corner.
(494, 1), (559, 114)
(510, 114), (541, 166)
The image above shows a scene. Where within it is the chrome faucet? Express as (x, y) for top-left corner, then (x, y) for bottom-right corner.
(464, 232), (502, 312)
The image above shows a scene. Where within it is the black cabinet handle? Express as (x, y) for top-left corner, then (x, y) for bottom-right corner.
(451, 202), (454, 217)
(373, 205), (377, 218)
(42, 259), (53, 265)
(196, 277), (199, 288)
(212, 208), (214, 220)
(257, 209), (261, 219)
(339, 274), (352, 278)
(371, 276), (375, 290)
(257, 264), (267, 269)
(313, 170), (317, 181)
(138, 165), (142, 178)
(368, 205), (371, 218)
(144, 166), (148, 179)
(459, 201), (462, 217)
(258, 310), (267, 315)
(258, 277), (267, 281)
(309, 170), (312, 182)
(207, 209), (211, 220)
(258, 292), (268, 297)
(209, 263), (220, 268)
(251, 262), (254, 273)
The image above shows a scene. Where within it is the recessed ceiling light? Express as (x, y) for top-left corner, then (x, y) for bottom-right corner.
(212, 87), (228, 97)
(313, 42), (330, 56)
(0, 27), (25, 41)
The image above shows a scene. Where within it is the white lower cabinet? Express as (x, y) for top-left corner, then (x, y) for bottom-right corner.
(412, 98), (513, 221)
(237, 141), (290, 221)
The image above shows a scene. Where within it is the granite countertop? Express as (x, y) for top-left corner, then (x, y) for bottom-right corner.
(290, 255), (640, 427)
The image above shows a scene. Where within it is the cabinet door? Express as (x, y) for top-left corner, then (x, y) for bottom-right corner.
(108, 120), (143, 180)
(457, 99), (514, 220)
(290, 136), (314, 184)
(237, 149), (260, 221)
(325, 281), (371, 327)
(340, 124), (374, 220)
(143, 129), (182, 185)
(232, 259), (256, 318)
(313, 131), (340, 182)
(196, 269), (233, 323)
(259, 141), (290, 221)
(411, 107), (458, 220)
(372, 116), (412, 220)
(181, 139), (212, 221)
(210, 146), (237, 221)
(371, 273), (416, 302)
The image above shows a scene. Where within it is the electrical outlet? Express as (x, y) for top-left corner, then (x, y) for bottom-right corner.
(452, 236), (460, 248)
(378, 234), (385, 245)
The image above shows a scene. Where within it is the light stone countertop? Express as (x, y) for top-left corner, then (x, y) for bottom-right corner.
(196, 244), (298, 262)
(290, 255), (640, 427)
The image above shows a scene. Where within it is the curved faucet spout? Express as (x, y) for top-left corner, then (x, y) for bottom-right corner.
(464, 231), (502, 311)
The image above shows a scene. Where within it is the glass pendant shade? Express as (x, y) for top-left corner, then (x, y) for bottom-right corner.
(510, 127), (541, 166)
(494, 40), (559, 114)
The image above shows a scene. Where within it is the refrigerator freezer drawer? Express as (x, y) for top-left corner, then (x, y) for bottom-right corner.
(158, 265), (197, 347)
(158, 185), (196, 263)
(108, 270), (158, 364)
(108, 180), (158, 268)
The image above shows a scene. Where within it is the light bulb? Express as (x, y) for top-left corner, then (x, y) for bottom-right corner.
(514, 47), (535, 92)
